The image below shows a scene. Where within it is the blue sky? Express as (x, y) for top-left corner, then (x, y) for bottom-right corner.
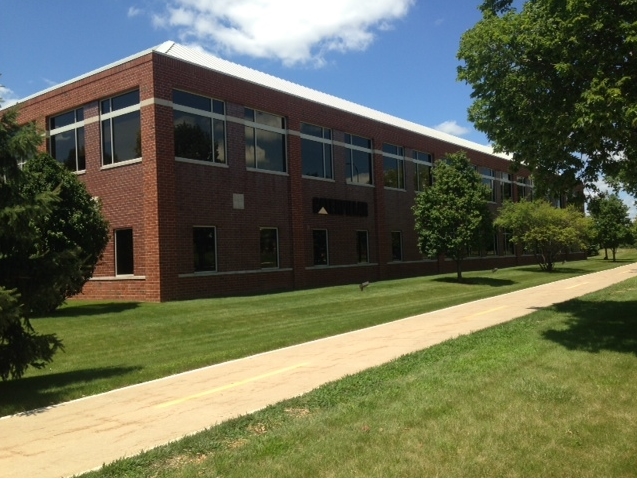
(0, 0), (634, 217)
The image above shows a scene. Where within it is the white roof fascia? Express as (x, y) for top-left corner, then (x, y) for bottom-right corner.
(158, 42), (508, 159)
(13, 40), (508, 160)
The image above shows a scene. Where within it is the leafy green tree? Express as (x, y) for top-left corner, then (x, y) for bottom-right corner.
(413, 151), (492, 280)
(495, 199), (589, 272)
(589, 194), (633, 261)
(458, 0), (637, 197)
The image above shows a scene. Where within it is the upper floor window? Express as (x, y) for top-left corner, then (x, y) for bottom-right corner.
(300, 123), (333, 179)
(478, 166), (496, 202)
(345, 134), (373, 185)
(413, 150), (433, 192)
(500, 172), (513, 202)
(101, 90), (141, 165)
(49, 108), (85, 172)
(173, 90), (226, 164)
(382, 144), (405, 189)
(516, 176), (533, 201)
(245, 108), (286, 173)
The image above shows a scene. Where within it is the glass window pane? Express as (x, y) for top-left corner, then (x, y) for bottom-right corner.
(301, 138), (325, 177)
(212, 99), (225, 115)
(51, 131), (75, 168)
(357, 231), (368, 263)
(213, 119), (226, 163)
(324, 144), (332, 178)
(260, 228), (278, 268)
(391, 232), (403, 261)
(245, 127), (256, 168)
(112, 111), (141, 162)
(112, 90), (140, 111)
(77, 127), (86, 171)
(383, 157), (399, 188)
(50, 111), (76, 130)
(173, 90), (211, 111)
(174, 111), (212, 161)
(193, 227), (216, 271)
(101, 99), (111, 114)
(352, 150), (372, 184)
(382, 144), (398, 155)
(102, 120), (113, 165)
(313, 230), (328, 265)
(115, 229), (134, 275)
(256, 129), (285, 172)
(351, 134), (371, 149)
(244, 108), (255, 121)
(301, 122), (323, 137)
(256, 111), (284, 129)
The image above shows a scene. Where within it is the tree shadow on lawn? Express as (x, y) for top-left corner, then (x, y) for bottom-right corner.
(433, 276), (516, 287)
(514, 266), (591, 275)
(1, 366), (142, 417)
(542, 299), (637, 356)
(40, 302), (141, 319)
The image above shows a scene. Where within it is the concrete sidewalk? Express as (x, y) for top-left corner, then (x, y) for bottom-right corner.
(2, 263), (637, 478)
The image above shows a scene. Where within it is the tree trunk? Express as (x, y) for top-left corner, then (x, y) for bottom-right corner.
(604, 247), (608, 260)
(456, 259), (463, 281)
(612, 247), (617, 261)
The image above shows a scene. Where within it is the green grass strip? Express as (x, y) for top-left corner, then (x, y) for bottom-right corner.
(2, 251), (635, 418)
(85, 271), (637, 477)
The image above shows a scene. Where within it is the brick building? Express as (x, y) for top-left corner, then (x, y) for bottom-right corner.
(9, 41), (560, 302)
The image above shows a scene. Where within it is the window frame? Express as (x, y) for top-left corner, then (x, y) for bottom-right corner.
(382, 143), (405, 190)
(100, 90), (142, 166)
(312, 229), (329, 266)
(260, 227), (280, 269)
(49, 108), (86, 172)
(300, 122), (333, 179)
(245, 108), (287, 173)
(173, 89), (226, 165)
(193, 226), (217, 273)
(356, 230), (369, 263)
(391, 231), (403, 261)
(114, 228), (134, 276)
(345, 133), (373, 185)
(413, 150), (433, 192)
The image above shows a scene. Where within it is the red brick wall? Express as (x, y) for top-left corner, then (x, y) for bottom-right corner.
(10, 50), (584, 303)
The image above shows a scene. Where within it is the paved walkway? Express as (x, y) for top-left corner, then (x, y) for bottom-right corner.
(2, 263), (637, 477)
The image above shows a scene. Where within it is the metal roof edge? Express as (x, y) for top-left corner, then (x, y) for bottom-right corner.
(11, 41), (175, 106)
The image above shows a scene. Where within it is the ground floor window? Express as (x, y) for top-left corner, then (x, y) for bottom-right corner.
(115, 229), (134, 275)
(193, 227), (217, 271)
(260, 228), (279, 268)
(313, 229), (328, 265)
(391, 231), (403, 261)
(502, 231), (515, 255)
(357, 230), (369, 263)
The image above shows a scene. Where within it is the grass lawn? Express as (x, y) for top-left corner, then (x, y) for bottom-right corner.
(2, 251), (636, 419)
(85, 269), (637, 478)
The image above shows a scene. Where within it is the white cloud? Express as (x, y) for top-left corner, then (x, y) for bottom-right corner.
(434, 120), (470, 137)
(128, 6), (143, 17)
(0, 85), (19, 108)
(153, 0), (415, 66)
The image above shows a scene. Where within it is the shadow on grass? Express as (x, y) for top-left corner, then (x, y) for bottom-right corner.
(1, 366), (142, 417)
(433, 277), (516, 287)
(542, 299), (637, 356)
(42, 302), (141, 318)
(514, 266), (591, 275)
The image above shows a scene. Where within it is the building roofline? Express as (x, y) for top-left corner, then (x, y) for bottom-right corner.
(13, 40), (509, 159)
